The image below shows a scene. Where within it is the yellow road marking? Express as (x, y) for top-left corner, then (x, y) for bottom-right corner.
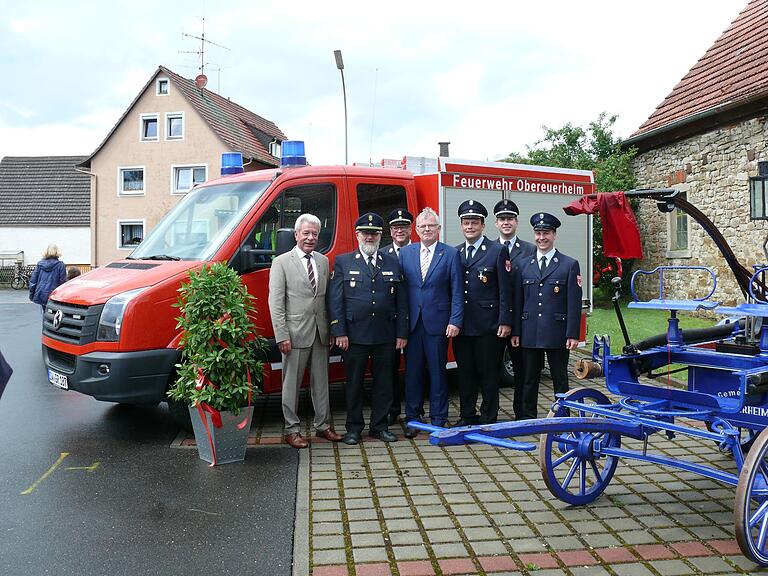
(65, 462), (100, 472)
(21, 452), (70, 495)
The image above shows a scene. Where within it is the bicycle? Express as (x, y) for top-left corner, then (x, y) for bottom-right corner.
(10, 267), (31, 290)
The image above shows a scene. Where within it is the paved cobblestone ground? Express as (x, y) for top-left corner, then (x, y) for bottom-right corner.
(177, 359), (762, 576)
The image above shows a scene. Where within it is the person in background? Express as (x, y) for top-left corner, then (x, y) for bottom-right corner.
(511, 212), (582, 420)
(399, 207), (463, 438)
(494, 198), (536, 415)
(29, 244), (66, 312)
(66, 267), (81, 282)
(381, 208), (414, 425)
(268, 214), (343, 449)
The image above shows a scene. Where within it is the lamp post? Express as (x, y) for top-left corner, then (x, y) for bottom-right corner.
(334, 49), (348, 165)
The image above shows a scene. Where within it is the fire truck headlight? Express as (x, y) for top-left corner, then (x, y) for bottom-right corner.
(97, 288), (145, 341)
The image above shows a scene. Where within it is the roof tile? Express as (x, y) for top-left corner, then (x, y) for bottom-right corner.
(0, 156), (89, 226)
(632, 0), (765, 138)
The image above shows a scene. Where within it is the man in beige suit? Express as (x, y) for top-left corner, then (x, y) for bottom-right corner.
(268, 213), (342, 449)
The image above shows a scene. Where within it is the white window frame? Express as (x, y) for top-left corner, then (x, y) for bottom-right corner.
(165, 111), (184, 140)
(666, 185), (691, 258)
(269, 139), (281, 157)
(139, 113), (159, 142)
(117, 219), (146, 250)
(117, 166), (146, 196)
(156, 78), (169, 96)
(170, 164), (208, 195)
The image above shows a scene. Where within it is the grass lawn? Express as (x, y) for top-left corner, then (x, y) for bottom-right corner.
(587, 302), (717, 349)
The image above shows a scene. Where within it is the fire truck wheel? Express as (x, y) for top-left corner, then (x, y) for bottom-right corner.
(499, 347), (516, 388)
(167, 398), (193, 433)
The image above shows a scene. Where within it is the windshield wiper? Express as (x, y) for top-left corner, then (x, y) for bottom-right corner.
(141, 254), (181, 261)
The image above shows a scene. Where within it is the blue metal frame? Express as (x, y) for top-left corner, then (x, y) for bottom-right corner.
(405, 263), (768, 565)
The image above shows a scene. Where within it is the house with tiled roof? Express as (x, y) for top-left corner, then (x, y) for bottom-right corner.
(78, 65), (287, 265)
(0, 156), (91, 268)
(624, 0), (768, 304)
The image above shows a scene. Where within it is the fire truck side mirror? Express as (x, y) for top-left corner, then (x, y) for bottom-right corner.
(276, 228), (296, 256)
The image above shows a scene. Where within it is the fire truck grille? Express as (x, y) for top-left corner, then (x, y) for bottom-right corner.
(43, 300), (104, 345)
(45, 347), (76, 373)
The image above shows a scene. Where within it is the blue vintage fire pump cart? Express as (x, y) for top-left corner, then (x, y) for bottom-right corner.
(409, 189), (768, 566)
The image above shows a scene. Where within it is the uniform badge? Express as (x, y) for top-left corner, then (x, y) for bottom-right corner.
(478, 271), (487, 283)
(391, 286), (395, 294)
(350, 280), (356, 288)
(505, 260), (511, 272)
(554, 286), (560, 294)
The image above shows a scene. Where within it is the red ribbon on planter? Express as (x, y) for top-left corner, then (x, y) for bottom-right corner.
(194, 365), (253, 466)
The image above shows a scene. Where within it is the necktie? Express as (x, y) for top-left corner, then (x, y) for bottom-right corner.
(466, 245), (475, 264)
(503, 240), (511, 253)
(305, 254), (316, 293)
(368, 256), (376, 273)
(540, 255), (547, 272)
(420, 247), (430, 280)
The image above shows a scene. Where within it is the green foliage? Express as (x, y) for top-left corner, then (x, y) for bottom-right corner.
(504, 113), (639, 303)
(166, 262), (265, 414)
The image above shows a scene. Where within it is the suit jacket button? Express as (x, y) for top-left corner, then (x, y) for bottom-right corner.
(538, 313), (542, 317)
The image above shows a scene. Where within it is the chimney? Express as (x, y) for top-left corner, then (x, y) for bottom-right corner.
(438, 141), (450, 157)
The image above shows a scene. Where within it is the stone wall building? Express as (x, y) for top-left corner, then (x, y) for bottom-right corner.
(624, 0), (768, 305)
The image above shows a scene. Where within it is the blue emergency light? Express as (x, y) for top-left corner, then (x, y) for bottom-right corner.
(281, 140), (307, 167)
(221, 152), (244, 175)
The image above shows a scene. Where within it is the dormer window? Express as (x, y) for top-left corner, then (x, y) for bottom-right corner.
(157, 78), (169, 95)
(140, 114), (158, 141)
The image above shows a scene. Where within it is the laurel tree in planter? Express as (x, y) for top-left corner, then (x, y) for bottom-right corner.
(167, 262), (265, 465)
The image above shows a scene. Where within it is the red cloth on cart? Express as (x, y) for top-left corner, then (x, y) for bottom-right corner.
(563, 192), (643, 259)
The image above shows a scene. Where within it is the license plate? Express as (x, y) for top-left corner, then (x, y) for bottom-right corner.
(47, 369), (69, 390)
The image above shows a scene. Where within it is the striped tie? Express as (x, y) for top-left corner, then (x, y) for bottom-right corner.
(305, 254), (316, 294)
(420, 247), (430, 280)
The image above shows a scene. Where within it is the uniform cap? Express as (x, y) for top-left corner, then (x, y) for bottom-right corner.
(355, 212), (384, 232)
(387, 208), (413, 225)
(493, 199), (519, 217)
(457, 199), (488, 219)
(530, 212), (561, 231)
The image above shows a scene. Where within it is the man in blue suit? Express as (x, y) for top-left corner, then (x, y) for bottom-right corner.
(399, 207), (463, 438)
(511, 212), (582, 420)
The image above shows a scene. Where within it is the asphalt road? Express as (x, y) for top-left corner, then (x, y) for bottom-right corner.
(0, 298), (298, 576)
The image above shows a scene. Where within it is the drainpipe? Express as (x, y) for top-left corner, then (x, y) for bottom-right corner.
(74, 166), (97, 267)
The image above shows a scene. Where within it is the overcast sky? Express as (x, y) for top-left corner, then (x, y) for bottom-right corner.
(0, 1), (745, 166)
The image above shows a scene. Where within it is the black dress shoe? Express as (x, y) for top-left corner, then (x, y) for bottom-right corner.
(343, 431), (361, 445)
(404, 427), (419, 439)
(369, 430), (398, 442)
(451, 419), (479, 428)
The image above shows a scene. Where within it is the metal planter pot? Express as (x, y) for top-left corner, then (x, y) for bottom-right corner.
(189, 406), (254, 465)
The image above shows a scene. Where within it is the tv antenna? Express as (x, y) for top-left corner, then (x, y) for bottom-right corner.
(180, 17), (230, 89)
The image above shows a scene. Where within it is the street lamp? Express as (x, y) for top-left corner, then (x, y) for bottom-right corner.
(334, 49), (348, 165)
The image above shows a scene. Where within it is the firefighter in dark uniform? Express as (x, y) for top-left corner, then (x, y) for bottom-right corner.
(452, 200), (513, 426)
(381, 208), (414, 425)
(329, 212), (409, 444)
(494, 199), (535, 415)
(511, 212), (582, 420)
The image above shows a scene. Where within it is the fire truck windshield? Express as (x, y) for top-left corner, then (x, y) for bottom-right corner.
(129, 181), (269, 261)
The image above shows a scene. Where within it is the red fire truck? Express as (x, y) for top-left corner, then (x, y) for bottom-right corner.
(42, 144), (594, 426)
